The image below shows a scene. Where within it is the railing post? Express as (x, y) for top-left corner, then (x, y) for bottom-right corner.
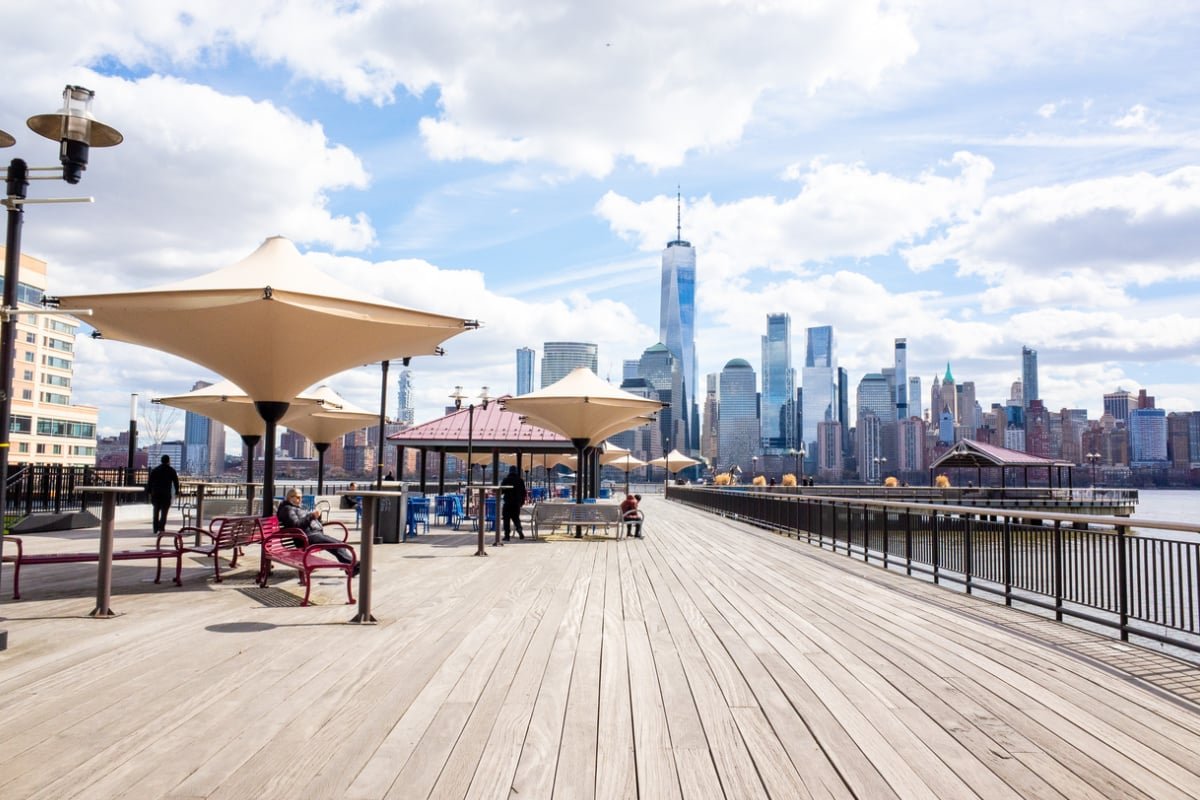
(1053, 520), (1063, 623)
(862, 503), (870, 562)
(904, 508), (912, 576)
(931, 512), (940, 585)
(882, 506), (890, 571)
(1116, 523), (1130, 641)
(1003, 515), (1013, 607)
(964, 515), (973, 595)
(53, 465), (63, 514)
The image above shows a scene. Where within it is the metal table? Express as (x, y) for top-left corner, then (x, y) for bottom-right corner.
(75, 486), (143, 618)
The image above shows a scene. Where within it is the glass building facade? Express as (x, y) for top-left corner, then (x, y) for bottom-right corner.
(1022, 346), (1039, 409)
(515, 348), (535, 395)
(801, 326), (837, 466)
(540, 341), (598, 387)
(760, 313), (794, 453)
(660, 233), (697, 454)
(717, 359), (758, 475)
(397, 368), (416, 425)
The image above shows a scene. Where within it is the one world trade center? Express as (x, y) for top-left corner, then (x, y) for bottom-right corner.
(660, 193), (698, 455)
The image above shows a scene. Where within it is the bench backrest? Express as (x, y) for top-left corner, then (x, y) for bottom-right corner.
(533, 504), (575, 523)
(211, 516), (264, 548)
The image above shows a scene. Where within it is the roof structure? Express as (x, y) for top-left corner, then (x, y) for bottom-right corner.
(388, 396), (573, 452)
(931, 439), (1072, 470)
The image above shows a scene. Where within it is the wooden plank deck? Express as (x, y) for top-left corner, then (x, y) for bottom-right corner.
(2, 497), (1200, 798)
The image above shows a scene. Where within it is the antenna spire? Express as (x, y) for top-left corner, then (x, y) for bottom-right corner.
(676, 186), (682, 241)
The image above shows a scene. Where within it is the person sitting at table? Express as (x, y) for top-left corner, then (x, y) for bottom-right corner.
(277, 487), (358, 575)
(620, 493), (644, 538)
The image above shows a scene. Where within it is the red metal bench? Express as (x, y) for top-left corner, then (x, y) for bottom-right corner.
(1, 534), (182, 600)
(177, 516), (280, 583)
(257, 527), (356, 606)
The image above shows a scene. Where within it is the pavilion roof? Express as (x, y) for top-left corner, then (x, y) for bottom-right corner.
(930, 439), (1074, 470)
(388, 396), (573, 451)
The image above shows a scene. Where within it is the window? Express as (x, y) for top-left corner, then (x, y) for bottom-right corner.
(43, 337), (73, 353)
(35, 443), (45, 454)
(42, 355), (71, 370)
(17, 442), (29, 453)
(22, 370), (33, 380)
(47, 319), (75, 334)
(21, 389), (32, 400)
(0, 277), (45, 306)
(36, 418), (96, 438)
(23, 351), (34, 362)
(40, 392), (71, 405)
(10, 415), (31, 434)
(24, 332), (36, 344)
(52, 444), (62, 455)
(42, 374), (70, 387)
(70, 445), (96, 456)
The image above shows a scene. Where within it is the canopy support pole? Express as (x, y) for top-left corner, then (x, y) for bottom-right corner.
(241, 434), (261, 515)
(254, 402), (289, 518)
(314, 442), (329, 494)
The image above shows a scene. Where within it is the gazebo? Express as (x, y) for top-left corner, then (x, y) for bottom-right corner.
(929, 440), (1076, 488)
(388, 398), (575, 494)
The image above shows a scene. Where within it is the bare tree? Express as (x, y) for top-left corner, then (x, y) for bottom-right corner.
(141, 403), (180, 450)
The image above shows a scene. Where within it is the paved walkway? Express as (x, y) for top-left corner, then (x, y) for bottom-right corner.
(2, 497), (1200, 798)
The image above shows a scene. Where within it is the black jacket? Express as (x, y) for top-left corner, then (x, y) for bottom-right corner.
(277, 501), (319, 533)
(500, 472), (526, 507)
(146, 463), (180, 501)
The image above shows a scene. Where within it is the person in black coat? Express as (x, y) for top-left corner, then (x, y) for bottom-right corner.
(146, 454), (180, 534)
(500, 466), (526, 540)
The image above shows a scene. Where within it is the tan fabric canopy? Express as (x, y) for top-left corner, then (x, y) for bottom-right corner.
(154, 378), (322, 437)
(648, 448), (702, 474)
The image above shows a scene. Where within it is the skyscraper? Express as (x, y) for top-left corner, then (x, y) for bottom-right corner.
(183, 379), (225, 475)
(638, 343), (684, 456)
(1128, 408), (1168, 465)
(540, 341), (598, 387)
(702, 373), (719, 465)
(1022, 346), (1039, 409)
(397, 368), (415, 426)
(622, 359), (640, 382)
(760, 313), (794, 452)
(1104, 388), (1134, 424)
(894, 338), (908, 419)
(515, 347), (535, 395)
(659, 191), (698, 455)
(717, 358), (757, 475)
(908, 376), (922, 421)
(856, 373), (893, 422)
(801, 326), (836, 464)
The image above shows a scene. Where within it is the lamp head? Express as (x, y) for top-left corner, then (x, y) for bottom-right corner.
(27, 85), (123, 184)
(479, 386), (491, 409)
(449, 385), (465, 409)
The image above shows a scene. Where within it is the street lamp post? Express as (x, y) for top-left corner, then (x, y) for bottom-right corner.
(0, 86), (123, 651)
(450, 385), (491, 555)
(873, 455), (888, 485)
(1086, 452), (1102, 488)
(752, 455), (758, 481)
(126, 393), (138, 487)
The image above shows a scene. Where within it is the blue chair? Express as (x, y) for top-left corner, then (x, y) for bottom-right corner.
(485, 496), (497, 530)
(407, 496), (430, 536)
(599, 487), (611, 499)
(531, 486), (547, 502)
(450, 494), (465, 529)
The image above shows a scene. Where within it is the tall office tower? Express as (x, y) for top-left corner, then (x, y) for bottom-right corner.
(397, 368), (416, 426)
(760, 313), (794, 453)
(958, 381), (977, 429)
(1, 247), (100, 468)
(856, 414), (883, 483)
(280, 428), (313, 460)
(1137, 388), (1155, 409)
(540, 341), (598, 387)
(908, 377), (922, 420)
(515, 348), (535, 396)
(929, 375), (941, 423)
(622, 359), (640, 382)
(660, 191), (698, 454)
(1025, 399), (1051, 457)
(897, 416), (926, 476)
(894, 338), (908, 419)
(702, 373), (719, 465)
(938, 363), (957, 422)
(816, 420), (843, 480)
(183, 379), (224, 475)
(638, 343), (685, 455)
(615, 376), (657, 462)
(801, 326), (836, 466)
(1128, 408), (1168, 465)
(1021, 346), (1039, 409)
(856, 374), (894, 422)
(837, 366), (851, 460)
(1189, 414), (1200, 465)
(717, 358), (758, 474)
(1103, 388), (1134, 424)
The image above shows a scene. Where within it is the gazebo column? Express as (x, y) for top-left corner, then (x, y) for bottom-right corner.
(396, 445), (405, 481)
(491, 449), (500, 485)
(419, 448), (427, 494)
(437, 448), (446, 495)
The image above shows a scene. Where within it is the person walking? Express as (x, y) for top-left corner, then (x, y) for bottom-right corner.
(146, 454), (180, 535)
(500, 466), (526, 540)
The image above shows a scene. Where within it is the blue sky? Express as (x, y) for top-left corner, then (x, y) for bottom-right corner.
(2, 1), (1199, 444)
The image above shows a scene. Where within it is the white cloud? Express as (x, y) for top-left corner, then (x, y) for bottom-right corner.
(1114, 103), (1158, 131)
(1037, 102), (1058, 118)
(597, 152), (993, 276)
(905, 166), (1200, 305)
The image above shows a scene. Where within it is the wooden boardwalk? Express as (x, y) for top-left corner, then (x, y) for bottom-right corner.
(2, 497), (1200, 798)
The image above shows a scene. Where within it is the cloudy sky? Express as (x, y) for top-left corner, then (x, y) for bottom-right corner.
(2, 1), (1199, 444)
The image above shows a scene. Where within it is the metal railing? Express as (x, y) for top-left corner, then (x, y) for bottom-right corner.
(668, 485), (1200, 655)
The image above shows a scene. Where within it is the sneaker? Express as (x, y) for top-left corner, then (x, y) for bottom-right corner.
(504, 534), (511, 541)
(518, 532), (525, 539)
(351, 564), (361, 577)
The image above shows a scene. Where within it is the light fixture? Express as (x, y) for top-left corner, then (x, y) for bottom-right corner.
(27, 85), (123, 184)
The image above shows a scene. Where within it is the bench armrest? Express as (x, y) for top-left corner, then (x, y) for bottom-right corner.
(322, 520), (350, 542)
(177, 525), (215, 544)
(3, 536), (23, 560)
(156, 531), (184, 551)
(303, 542), (356, 569)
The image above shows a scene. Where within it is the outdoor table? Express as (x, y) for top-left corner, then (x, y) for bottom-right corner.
(341, 489), (404, 624)
(75, 486), (142, 619)
(468, 485), (503, 556)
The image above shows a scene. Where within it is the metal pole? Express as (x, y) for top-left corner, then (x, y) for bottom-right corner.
(349, 495), (378, 623)
(0, 158), (29, 622)
(88, 491), (118, 618)
(126, 393), (138, 486)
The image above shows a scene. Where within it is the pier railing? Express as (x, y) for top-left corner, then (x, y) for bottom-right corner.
(668, 485), (1200, 655)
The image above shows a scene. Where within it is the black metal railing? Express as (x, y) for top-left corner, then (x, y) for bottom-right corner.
(668, 486), (1200, 655)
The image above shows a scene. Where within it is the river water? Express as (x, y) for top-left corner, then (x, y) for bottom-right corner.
(1130, 489), (1200, 528)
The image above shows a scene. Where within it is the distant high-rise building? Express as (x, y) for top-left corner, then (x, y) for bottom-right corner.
(837, 366), (851, 461)
(1129, 408), (1168, 465)
(760, 313), (794, 453)
(856, 415), (883, 483)
(939, 363), (957, 422)
(856, 374), (893, 423)
(280, 428), (313, 460)
(638, 343), (684, 456)
(541, 341), (598, 387)
(816, 420), (843, 480)
(183, 379), (225, 475)
(1104, 388), (1134, 424)
(801, 326), (836, 467)
(894, 338), (908, 420)
(515, 348), (535, 396)
(702, 373), (719, 465)
(1167, 412), (1191, 470)
(1137, 388), (1155, 409)
(622, 359), (640, 382)
(908, 376), (922, 421)
(397, 368), (415, 426)
(1025, 399), (1052, 457)
(659, 191), (698, 455)
(958, 381), (977, 430)
(717, 359), (757, 475)
(1022, 346), (1039, 409)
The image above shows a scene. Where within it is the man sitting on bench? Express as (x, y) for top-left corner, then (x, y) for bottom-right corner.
(277, 488), (359, 575)
(620, 493), (644, 538)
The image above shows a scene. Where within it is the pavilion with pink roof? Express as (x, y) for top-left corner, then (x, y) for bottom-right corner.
(388, 396), (574, 494)
(930, 439), (1077, 488)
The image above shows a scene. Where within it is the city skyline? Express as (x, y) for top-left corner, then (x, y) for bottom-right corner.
(3, 4), (1198, 441)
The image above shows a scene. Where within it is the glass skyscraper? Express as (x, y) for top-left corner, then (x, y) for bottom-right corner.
(1022, 346), (1039, 409)
(540, 341), (598, 387)
(183, 379), (225, 476)
(515, 347), (535, 395)
(660, 200), (698, 455)
(760, 313), (794, 453)
(801, 325), (837, 465)
(397, 368), (415, 425)
(717, 358), (758, 475)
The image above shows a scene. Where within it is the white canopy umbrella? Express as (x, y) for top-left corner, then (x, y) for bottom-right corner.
(56, 236), (476, 511)
(280, 385), (378, 492)
(648, 448), (702, 482)
(503, 368), (662, 513)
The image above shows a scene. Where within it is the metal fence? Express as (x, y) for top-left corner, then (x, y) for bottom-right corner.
(668, 486), (1200, 655)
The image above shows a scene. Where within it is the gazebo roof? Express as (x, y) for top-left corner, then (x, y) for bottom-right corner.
(388, 396), (573, 451)
(930, 439), (1073, 470)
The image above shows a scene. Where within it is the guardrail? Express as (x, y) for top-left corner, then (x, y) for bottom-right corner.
(668, 485), (1200, 655)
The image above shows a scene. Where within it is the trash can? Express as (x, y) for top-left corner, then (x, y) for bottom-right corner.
(376, 486), (408, 543)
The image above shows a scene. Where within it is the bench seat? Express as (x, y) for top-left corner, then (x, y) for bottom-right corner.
(2, 534), (182, 600)
(257, 529), (356, 606)
(531, 503), (623, 538)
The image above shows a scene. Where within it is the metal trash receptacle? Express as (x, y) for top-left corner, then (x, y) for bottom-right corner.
(376, 488), (408, 543)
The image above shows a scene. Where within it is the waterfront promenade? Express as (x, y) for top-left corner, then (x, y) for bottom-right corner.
(2, 498), (1200, 798)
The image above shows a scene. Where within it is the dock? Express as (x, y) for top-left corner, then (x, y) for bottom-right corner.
(2, 496), (1199, 798)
